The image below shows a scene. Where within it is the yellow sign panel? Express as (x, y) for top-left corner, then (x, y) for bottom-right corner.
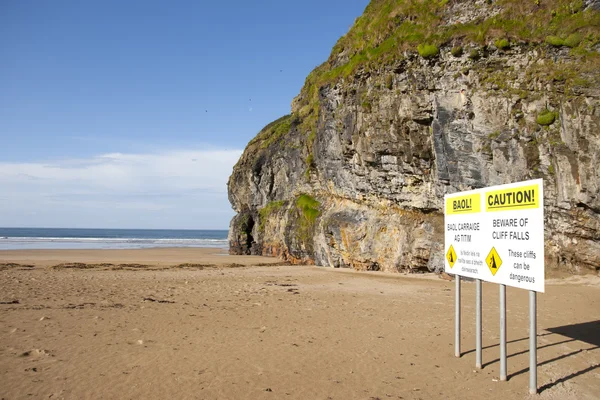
(485, 183), (540, 212)
(445, 193), (481, 215)
(486, 247), (502, 276)
(446, 245), (457, 268)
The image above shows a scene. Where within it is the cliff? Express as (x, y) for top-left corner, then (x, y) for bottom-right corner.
(228, 0), (600, 274)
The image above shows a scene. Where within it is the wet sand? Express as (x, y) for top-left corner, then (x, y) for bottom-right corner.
(0, 247), (281, 268)
(1, 248), (599, 399)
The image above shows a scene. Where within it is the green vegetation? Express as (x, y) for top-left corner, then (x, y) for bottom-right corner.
(468, 49), (481, 60)
(258, 200), (286, 232)
(296, 194), (320, 223)
(548, 164), (555, 175)
(385, 74), (394, 89)
(451, 46), (463, 57)
(329, 0), (597, 66)
(494, 38), (510, 50)
(545, 32), (583, 47)
(545, 35), (565, 46)
(247, 115), (292, 150)
(523, 56), (596, 95)
(260, 116), (291, 149)
(488, 130), (501, 140)
(564, 32), (583, 47)
(295, 194), (320, 244)
(303, 128), (317, 178)
(304, 154), (315, 179)
(248, 1), (599, 145)
(417, 44), (439, 58)
(362, 100), (372, 112)
(305, 153), (314, 168)
(536, 109), (557, 126)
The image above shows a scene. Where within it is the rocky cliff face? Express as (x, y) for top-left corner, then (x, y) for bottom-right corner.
(228, 0), (600, 274)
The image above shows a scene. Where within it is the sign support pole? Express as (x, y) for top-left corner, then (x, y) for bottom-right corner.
(529, 290), (537, 394)
(500, 284), (507, 381)
(455, 275), (461, 358)
(476, 278), (482, 369)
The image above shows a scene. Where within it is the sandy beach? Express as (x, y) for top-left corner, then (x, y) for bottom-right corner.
(1, 248), (599, 399)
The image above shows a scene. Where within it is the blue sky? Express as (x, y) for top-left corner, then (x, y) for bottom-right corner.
(0, 0), (368, 229)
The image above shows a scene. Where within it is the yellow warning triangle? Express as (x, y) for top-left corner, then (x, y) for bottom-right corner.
(446, 245), (457, 268)
(486, 247), (502, 276)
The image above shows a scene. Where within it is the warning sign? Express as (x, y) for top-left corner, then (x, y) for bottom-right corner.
(486, 247), (502, 276)
(444, 179), (544, 292)
(446, 245), (457, 268)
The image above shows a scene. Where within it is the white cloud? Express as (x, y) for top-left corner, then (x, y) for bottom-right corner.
(0, 148), (243, 229)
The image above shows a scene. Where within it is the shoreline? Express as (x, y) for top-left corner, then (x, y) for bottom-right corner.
(0, 247), (282, 268)
(1, 247), (598, 281)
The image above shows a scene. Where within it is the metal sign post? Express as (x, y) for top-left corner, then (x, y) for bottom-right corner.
(476, 279), (482, 369)
(455, 275), (461, 358)
(529, 290), (537, 394)
(499, 284), (507, 381)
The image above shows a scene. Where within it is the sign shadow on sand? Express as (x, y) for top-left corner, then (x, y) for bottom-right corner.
(509, 320), (600, 392)
(462, 321), (599, 392)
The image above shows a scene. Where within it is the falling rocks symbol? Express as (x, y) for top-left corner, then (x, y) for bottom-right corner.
(486, 247), (502, 276)
(446, 245), (457, 268)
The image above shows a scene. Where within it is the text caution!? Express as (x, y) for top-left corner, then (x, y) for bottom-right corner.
(486, 184), (539, 212)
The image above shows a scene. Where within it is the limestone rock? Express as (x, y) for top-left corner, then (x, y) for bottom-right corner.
(228, 1), (600, 274)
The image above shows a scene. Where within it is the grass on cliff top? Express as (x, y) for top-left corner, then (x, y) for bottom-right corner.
(329, 0), (598, 61)
(247, 114), (292, 150)
(292, 0), (600, 133)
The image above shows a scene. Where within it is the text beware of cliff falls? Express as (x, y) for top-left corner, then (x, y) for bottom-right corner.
(444, 179), (544, 292)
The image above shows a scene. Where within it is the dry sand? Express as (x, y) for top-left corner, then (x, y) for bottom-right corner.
(1, 248), (599, 399)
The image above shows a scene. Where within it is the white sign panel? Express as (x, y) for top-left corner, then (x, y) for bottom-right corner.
(444, 179), (544, 292)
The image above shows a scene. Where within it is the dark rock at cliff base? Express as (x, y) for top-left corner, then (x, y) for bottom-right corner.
(228, 0), (600, 274)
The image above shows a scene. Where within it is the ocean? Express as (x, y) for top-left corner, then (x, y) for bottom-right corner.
(0, 228), (229, 250)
